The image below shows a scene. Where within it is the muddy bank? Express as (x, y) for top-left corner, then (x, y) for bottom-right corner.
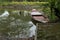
(0, 4), (40, 10)
(0, 4), (43, 10)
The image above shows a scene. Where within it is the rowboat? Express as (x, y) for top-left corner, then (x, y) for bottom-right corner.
(31, 9), (49, 23)
(31, 15), (49, 23)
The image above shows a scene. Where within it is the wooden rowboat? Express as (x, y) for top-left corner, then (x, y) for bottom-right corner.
(32, 15), (49, 23)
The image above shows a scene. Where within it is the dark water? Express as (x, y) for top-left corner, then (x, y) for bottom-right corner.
(37, 23), (60, 40)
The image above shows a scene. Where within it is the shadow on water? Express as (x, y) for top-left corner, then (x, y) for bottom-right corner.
(37, 23), (60, 40)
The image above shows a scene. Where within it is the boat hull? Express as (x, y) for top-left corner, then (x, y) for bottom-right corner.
(31, 15), (49, 23)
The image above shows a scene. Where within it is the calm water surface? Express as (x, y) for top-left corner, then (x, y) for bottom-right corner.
(0, 10), (60, 40)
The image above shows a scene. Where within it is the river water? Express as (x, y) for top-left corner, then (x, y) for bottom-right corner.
(0, 10), (60, 40)
(37, 23), (60, 40)
(0, 10), (33, 38)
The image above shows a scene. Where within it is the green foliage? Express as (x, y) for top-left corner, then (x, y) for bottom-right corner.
(46, 0), (60, 21)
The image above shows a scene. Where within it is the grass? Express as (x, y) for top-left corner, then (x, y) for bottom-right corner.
(0, 2), (49, 6)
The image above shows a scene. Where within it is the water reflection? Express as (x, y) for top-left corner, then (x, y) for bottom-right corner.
(12, 10), (21, 16)
(28, 21), (36, 37)
(0, 10), (36, 38)
(24, 11), (29, 16)
(0, 10), (9, 20)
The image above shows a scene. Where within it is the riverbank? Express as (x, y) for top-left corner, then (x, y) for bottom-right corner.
(0, 2), (49, 10)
